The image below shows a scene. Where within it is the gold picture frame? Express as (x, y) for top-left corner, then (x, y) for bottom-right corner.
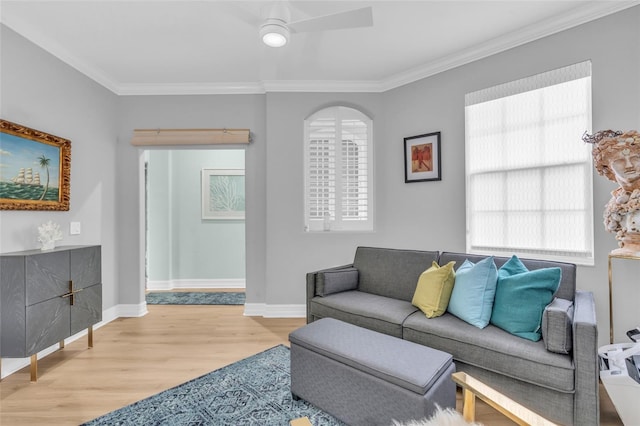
(0, 119), (71, 210)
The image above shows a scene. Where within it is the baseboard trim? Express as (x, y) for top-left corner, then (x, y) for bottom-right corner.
(244, 303), (305, 318)
(146, 279), (246, 290)
(117, 302), (148, 318)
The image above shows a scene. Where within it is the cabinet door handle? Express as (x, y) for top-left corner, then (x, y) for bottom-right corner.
(60, 281), (83, 305)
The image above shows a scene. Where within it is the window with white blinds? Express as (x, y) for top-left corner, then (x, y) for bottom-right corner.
(465, 61), (594, 264)
(304, 106), (373, 232)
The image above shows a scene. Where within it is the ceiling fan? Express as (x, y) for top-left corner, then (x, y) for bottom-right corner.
(259, 2), (373, 48)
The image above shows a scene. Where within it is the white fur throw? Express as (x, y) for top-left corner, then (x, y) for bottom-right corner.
(392, 407), (484, 426)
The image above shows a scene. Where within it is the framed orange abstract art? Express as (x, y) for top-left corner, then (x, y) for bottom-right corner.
(404, 131), (441, 183)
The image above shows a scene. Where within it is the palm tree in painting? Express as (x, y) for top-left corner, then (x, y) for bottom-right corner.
(38, 154), (51, 200)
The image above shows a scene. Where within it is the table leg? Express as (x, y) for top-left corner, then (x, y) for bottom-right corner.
(30, 354), (37, 382)
(462, 387), (476, 422)
(452, 371), (557, 425)
(608, 255), (614, 344)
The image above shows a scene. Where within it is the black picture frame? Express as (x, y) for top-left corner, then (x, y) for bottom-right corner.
(404, 131), (441, 183)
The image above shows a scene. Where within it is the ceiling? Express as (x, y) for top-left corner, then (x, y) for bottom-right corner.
(1, 1), (638, 95)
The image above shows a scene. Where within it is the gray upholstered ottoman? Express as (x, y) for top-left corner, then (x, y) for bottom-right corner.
(289, 318), (456, 426)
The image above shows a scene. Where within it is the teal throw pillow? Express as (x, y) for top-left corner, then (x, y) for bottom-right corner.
(490, 255), (562, 341)
(447, 256), (498, 329)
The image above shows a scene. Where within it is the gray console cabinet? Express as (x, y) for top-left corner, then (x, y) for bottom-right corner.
(0, 245), (101, 381)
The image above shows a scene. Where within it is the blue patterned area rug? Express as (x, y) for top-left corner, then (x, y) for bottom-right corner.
(146, 291), (245, 305)
(82, 345), (345, 426)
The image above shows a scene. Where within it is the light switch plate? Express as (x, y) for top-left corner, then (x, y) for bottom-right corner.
(70, 222), (81, 235)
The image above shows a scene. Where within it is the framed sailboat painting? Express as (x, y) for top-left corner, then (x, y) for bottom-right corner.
(0, 119), (71, 210)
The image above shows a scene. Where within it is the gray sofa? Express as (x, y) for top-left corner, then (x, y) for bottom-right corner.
(306, 246), (599, 426)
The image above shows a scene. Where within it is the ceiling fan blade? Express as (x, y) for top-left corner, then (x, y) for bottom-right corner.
(216, 2), (263, 27)
(288, 6), (373, 33)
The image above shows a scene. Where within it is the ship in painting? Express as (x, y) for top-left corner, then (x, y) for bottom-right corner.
(11, 168), (42, 186)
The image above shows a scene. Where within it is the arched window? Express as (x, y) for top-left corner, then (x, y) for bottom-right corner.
(304, 106), (374, 232)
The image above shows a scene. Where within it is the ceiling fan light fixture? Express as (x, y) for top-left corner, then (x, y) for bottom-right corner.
(260, 21), (289, 48)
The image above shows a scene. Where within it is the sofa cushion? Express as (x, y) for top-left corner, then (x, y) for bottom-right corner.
(402, 311), (574, 393)
(316, 267), (359, 296)
(541, 298), (574, 354)
(440, 252), (576, 302)
(490, 255), (562, 341)
(310, 290), (419, 338)
(353, 247), (439, 302)
(412, 261), (456, 318)
(447, 257), (498, 329)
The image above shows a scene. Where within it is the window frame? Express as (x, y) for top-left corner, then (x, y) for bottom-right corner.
(464, 61), (594, 265)
(303, 106), (374, 233)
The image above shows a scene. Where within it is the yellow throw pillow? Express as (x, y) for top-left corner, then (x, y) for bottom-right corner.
(412, 261), (456, 318)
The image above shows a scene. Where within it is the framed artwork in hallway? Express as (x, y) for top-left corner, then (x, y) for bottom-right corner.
(201, 168), (245, 220)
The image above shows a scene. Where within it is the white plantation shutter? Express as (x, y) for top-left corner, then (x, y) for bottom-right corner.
(465, 61), (594, 264)
(305, 106), (373, 232)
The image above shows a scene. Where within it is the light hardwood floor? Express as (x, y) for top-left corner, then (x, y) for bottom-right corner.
(0, 295), (623, 425)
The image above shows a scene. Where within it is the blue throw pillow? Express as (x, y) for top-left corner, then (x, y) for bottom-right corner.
(447, 257), (498, 328)
(490, 255), (562, 341)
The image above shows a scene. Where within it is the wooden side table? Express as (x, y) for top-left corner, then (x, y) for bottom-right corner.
(607, 253), (640, 344)
(452, 371), (557, 425)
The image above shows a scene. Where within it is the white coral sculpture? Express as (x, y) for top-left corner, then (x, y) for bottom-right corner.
(38, 220), (63, 250)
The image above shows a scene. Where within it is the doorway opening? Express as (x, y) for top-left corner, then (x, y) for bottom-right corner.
(143, 148), (246, 293)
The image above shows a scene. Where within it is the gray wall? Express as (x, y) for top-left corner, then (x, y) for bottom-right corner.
(146, 149), (245, 282)
(263, 93), (384, 306)
(0, 26), (119, 310)
(380, 7), (640, 344)
(115, 95), (265, 304)
(2, 6), (639, 346)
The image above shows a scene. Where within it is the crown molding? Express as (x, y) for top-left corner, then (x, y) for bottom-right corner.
(261, 79), (383, 93)
(379, 1), (640, 92)
(0, 11), (121, 94)
(116, 82), (266, 96)
(2, 1), (638, 96)
(117, 80), (384, 96)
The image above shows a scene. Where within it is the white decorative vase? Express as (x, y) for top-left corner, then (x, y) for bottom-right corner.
(41, 240), (56, 251)
(37, 220), (63, 251)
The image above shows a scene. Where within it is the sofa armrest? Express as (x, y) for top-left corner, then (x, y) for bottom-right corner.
(306, 264), (354, 323)
(572, 290), (599, 425)
(542, 298), (574, 354)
